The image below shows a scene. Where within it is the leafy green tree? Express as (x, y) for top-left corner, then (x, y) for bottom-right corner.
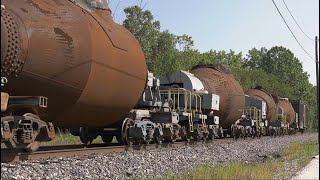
(151, 30), (180, 75)
(176, 34), (194, 51)
(123, 5), (160, 69)
(122, 6), (198, 75)
(262, 46), (303, 85)
(243, 47), (267, 70)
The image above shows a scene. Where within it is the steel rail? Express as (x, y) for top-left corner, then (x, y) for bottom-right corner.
(1, 139), (234, 163)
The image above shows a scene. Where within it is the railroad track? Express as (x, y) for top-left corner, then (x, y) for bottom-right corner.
(1, 138), (235, 163)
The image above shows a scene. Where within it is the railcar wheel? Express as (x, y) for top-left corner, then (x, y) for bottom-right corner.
(5, 141), (41, 152)
(268, 127), (274, 137)
(80, 135), (93, 146)
(4, 139), (16, 149)
(246, 126), (252, 138)
(164, 136), (176, 143)
(153, 135), (163, 144)
(144, 136), (151, 144)
(223, 131), (228, 138)
(22, 113), (41, 152)
(115, 135), (123, 144)
(230, 124), (235, 139)
(102, 134), (114, 145)
(121, 118), (134, 145)
(255, 127), (261, 137)
(181, 131), (189, 142)
(154, 135), (162, 144)
(239, 126), (245, 139)
(79, 128), (95, 146)
(24, 141), (41, 152)
(232, 126), (238, 140)
(217, 127), (223, 139)
(2, 113), (45, 152)
(2, 116), (16, 149)
(134, 138), (145, 145)
(203, 129), (209, 140)
(207, 128), (214, 140)
(191, 125), (202, 141)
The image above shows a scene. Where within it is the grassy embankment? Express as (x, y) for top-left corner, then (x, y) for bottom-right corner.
(165, 138), (319, 180)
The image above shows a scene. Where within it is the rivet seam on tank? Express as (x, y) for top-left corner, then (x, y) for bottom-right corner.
(1, 9), (23, 77)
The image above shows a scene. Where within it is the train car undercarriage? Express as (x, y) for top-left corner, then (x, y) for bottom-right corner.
(1, 92), (55, 152)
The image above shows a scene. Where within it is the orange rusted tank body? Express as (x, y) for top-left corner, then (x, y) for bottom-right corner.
(277, 99), (296, 125)
(1, 0), (147, 127)
(245, 87), (278, 123)
(190, 64), (245, 128)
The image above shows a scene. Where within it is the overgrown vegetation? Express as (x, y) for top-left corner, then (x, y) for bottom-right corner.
(122, 5), (317, 131)
(41, 132), (117, 146)
(164, 138), (319, 179)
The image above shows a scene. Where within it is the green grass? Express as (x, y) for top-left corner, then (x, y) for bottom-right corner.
(41, 132), (118, 146)
(277, 138), (319, 178)
(41, 132), (82, 146)
(164, 138), (319, 180)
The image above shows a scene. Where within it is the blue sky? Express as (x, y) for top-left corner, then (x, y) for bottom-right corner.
(108, 0), (319, 85)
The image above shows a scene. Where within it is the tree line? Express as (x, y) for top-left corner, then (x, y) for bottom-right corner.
(122, 5), (317, 131)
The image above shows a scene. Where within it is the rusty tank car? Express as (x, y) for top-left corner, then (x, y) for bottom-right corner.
(1, 0), (147, 150)
(1, 0), (147, 127)
(277, 98), (296, 125)
(190, 64), (245, 129)
(245, 87), (279, 124)
(245, 87), (295, 136)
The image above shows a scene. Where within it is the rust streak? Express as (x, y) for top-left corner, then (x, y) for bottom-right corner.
(26, 0), (59, 17)
(20, 8), (28, 13)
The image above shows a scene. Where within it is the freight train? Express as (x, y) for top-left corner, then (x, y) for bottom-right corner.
(1, 0), (307, 152)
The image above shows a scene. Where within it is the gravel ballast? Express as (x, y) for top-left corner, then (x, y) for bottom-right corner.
(1, 133), (317, 180)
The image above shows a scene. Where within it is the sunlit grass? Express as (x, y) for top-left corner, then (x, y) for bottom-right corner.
(164, 138), (319, 180)
(41, 132), (82, 146)
(41, 132), (118, 146)
(191, 161), (279, 180)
